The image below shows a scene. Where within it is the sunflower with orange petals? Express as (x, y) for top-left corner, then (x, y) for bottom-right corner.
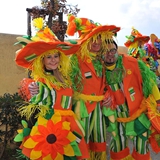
(21, 113), (81, 160)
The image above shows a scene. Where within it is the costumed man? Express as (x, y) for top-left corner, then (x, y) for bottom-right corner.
(102, 35), (160, 159)
(65, 14), (121, 160)
(14, 17), (90, 160)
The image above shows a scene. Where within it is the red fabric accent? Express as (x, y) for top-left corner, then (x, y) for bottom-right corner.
(77, 138), (90, 159)
(132, 149), (150, 160)
(103, 86), (116, 110)
(112, 89), (125, 105)
(22, 147), (32, 158)
(19, 78), (35, 101)
(122, 54), (143, 116)
(149, 127), (160, 153)
(110, 147), (130, 159)
(89, 141), (106, 152)
(78, 58), (105, 114)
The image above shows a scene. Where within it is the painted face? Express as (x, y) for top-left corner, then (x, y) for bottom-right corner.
(103, 43), (118, 66)
(43, 53), (60, 70)
(88, 36), (102, 53)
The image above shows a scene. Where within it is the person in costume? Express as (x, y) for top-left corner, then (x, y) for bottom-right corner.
(124, 27), (157, 70)
(14, 17), (90, 160)
(144, 34), (160, 87)
(66, 14), (120, 160)
(125, 27), (160, 89)
(20, 15), (119, 159)
(102, 37), (160, 159)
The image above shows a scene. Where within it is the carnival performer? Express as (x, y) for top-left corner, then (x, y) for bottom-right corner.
(20, 15), (120, 159)
(14, 17), (90, 160)
(102, 37), (160, 159)
(66, 14), (120, 160)
(125, 27), (160, 90)
(124, 27), (157, 70)
(144, 34), (160, 77)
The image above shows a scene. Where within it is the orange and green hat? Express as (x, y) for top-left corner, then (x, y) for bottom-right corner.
(15, 17), (79, 68)
(66, 14), (120, 44)
(124, 27), (150, 47)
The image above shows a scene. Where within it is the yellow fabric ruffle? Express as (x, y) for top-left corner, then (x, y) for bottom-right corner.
(73, 92), (104, 102)
(87, 151), (106, 160)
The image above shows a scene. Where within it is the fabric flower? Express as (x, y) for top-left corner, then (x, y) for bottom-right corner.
(14, 120), (31, 142)
(22, 113), (78, 160)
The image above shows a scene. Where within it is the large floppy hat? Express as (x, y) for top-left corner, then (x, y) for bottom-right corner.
(124, 27), (150, 47)
(66, 14), (120, 44)
(15, 17), (79, 68)
(15, 41), (80, 68)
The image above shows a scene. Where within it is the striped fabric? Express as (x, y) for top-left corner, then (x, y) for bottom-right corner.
(24, 53), (37, 62)
(31, 82), (55, 107)
(82, 103), (106, 144)
(61, 95), (72, 109)
(109, 82), (150, 155)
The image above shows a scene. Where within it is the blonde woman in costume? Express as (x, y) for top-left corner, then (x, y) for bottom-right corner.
(14, 18), (89, 160)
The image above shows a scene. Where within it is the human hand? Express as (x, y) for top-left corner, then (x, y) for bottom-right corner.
(29, 82), (39, 97)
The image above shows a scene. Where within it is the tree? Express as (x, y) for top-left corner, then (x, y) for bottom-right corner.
(26, 0), (80, 41)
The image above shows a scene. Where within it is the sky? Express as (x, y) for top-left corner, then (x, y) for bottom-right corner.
(1, 0), (160, 46)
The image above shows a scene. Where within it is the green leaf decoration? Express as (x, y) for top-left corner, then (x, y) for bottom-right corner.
(21, 120), (28, 128)
(23, 128), (31, 137)
(14, 133), (23, 142)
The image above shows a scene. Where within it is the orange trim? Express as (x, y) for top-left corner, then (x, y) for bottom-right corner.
(89, 141), (106, 152)
(117, 97), (147, 122)
(110, 147), (130, 159)
(132, 149), (150, 160)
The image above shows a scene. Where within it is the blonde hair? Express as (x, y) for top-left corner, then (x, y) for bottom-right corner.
(77, 31), (115, 60)
(30, 49), (71, 89)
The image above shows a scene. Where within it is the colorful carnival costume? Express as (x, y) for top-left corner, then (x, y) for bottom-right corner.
(14, 18), (89, 160)
(104, 52), (160, 160)
(124, 27), (149, 59)
(66, 14), (120, 160)
(144, 34), (160, 85)
(124, 27), (158, 74)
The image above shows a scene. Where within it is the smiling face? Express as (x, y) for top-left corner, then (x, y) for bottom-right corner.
(43, 53), (60, 70)
(88, 36), (102, 53)
(103, 42), (118, 66)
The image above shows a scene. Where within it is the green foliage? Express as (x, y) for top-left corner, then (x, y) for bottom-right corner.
(0, 92), (24, 159)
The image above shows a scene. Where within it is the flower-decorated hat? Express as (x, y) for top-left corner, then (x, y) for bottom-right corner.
(15, 17), (79, 69)
(124, 27), (150, 47)
(66, 14), (120, 44)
